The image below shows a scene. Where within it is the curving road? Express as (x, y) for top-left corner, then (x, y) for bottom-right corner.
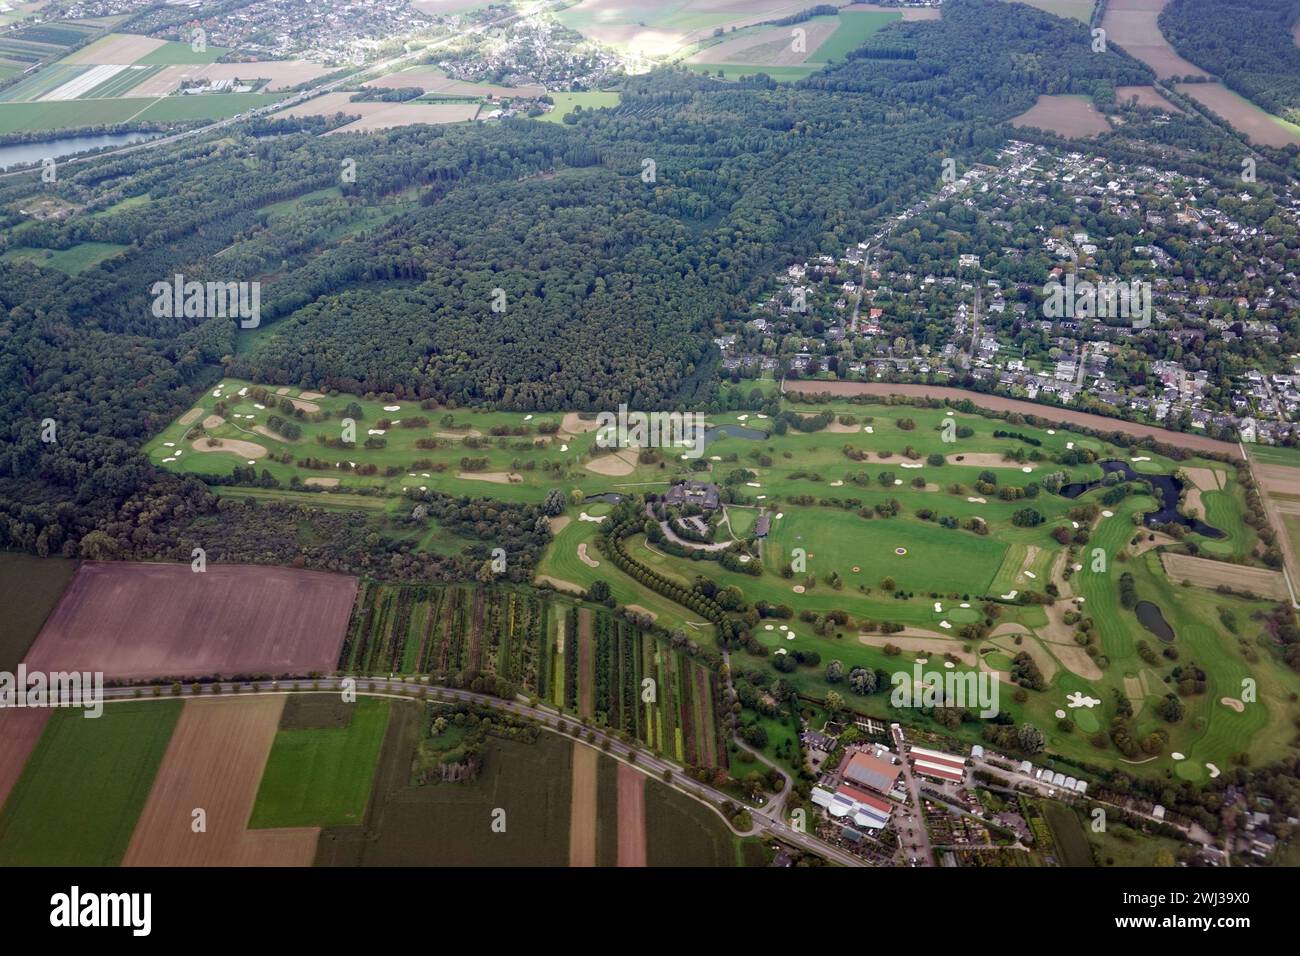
(85, 675), (868, 868)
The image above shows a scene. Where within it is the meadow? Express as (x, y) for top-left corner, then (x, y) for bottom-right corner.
(248, 696), (391, 828)
(0, 701), (181, 866)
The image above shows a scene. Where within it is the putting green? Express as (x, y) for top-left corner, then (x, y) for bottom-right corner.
(1174, 760), (1206, 782)
(984, 652), (1014, 670)
(944, 607), (982, 624)
(1071, 707), (1100, 733)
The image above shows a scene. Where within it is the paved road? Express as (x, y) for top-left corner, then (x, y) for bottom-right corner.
(86, 676), (867, 867)
(0, 0), (567, 180)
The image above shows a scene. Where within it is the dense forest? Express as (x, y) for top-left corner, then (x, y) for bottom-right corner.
(0, 0), (1154, 566)
(1161, 0), (1300, 119)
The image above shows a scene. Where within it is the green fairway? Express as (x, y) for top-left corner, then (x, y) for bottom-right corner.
(248, 696), (391, 828)
(766, 505), (1009, 595)
(0, 701), (181, 866)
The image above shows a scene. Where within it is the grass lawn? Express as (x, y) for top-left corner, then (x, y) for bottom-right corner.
(248, 696), (391, 828)
(1088, 820), (1187, 866)
(538, 90), (621, 123)
(0, 701), (181, 866)
(2, 241), (127, 274)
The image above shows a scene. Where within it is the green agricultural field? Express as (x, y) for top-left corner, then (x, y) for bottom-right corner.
(2, 241), (127, 274)
(248, 696), (391, 828)
(82, 63), (163, 98)
(806, 10), (901, 63)
(0, 701), (181, 866)
(0, 62), (85, 102)
(133, 40), (228, 65)
(538, 90), (621, 123)
(0, 553), (76, 672)
(316, 700), (742, 866)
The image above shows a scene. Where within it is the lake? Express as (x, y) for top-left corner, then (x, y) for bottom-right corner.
(1060, 460), (1225, 538)
(0, 132), (159, 171)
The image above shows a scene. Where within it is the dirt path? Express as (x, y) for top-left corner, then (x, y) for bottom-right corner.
(782, 381), (1241, 458)
(123, 696), (318, 866)
(0, 709), (51, 812)
(577, 608), (594, 718)
(568, 745), (597, 867)
(616, 762), (647, 867)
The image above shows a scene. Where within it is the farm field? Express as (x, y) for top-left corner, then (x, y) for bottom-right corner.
(557, 0), (858, 57)
(364, 66), (544, 99)
(0, 701), (181, 866)
(315, 700), (740, 866)
(1115, 84), (1181, 112)
(341, 582), (727, 767)
(248, 696), (391, 828)
(26, 561), (357, 681)
(0, 552), (76, 672)
(0, 92), (283, 133)
(1099, 0), (1210, 79)
(1011, 94), (1113, 138)
(123, 696), (319, 866)
(1175, 81), (1300, 148)
(1002, 0), (1095, 22)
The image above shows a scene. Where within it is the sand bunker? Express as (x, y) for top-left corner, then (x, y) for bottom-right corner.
(578, 512), (607, 523)
(192, 437), (267, 459)
(535, 574), (584, 595)
(1220, 697), (1245, 713)
(458, 471), (521, 484)
(304, 477), (339, 487)
(584, 448), (638, 476)
(1066, 691), (1101, 709)
(202, 414), (225, 430)
(560, 412), (599, 437)
(947, 453), (1023, 468)
(577, 543), (600, 568)
(299, 391), (325, 400)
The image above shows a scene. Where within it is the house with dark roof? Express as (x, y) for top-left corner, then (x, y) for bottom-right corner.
(663, 480), (720, 510)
